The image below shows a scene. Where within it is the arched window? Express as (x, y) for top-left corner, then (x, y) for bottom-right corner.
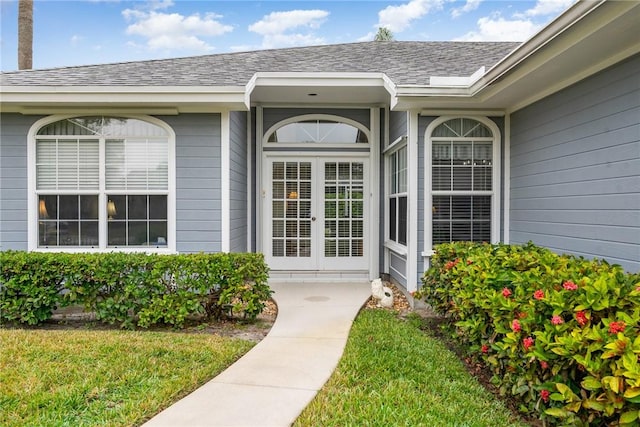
(31, 116), (174, 250)
(427, 117), (500, 247)
(265, 116), (369, 144)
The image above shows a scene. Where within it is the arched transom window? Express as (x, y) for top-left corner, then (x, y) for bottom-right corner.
(429, 118), (498, 246)
(33, 116), (172, 250)
(266, 118), (368, 144)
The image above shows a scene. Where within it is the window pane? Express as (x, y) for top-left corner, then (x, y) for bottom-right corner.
(108, 222), (126, 246)
(128, 195), (147, 220)
(149, 196), (167, 220)
(432, 166), (451, 191)
(432, 196), (450, 220)
(389, 197), (397, 242)
(453, 166), (472, 190)
(149, 221), (167, 246)
(59, 195), (79, 220)
(452, 196), (471, 219)
(80, 196), (98, 219)
(39, 195), (57, 220)
(39, 221), (58, 246)
(398, 196), (407, 246)
(452, 222), (472, 241)
(60, 221), (80, 246)
(268, 120), (368, 143)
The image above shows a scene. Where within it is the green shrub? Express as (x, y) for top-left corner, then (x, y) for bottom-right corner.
(0, 251), (271, 329)
(416, 242), (640, 426)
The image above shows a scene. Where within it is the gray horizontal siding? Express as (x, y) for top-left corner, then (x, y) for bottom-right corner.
(0, 114), (42, 250)
(159, 114), (222, 253)
(509, 54), (640, 272)
(389, 111), (407, 142)
(229, 111), (248, 253)
(389, 251), (407, 287)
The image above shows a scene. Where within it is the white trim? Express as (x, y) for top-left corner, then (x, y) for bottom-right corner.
(383, 107), (391, 275)
(503, 113), (511, 244)
(385, 240), (408, 257)
(430, 67), (485, 87)
(369, 107), (380, 280)
(421, 109), (505, 117)
(27, 114), (177, 253)
(262, 114), (371, 146)
(246, 109), (253, 252)
(220, 110), (230, 252)
(255, 106), (264, 253)
(383, 135), (407, 155)
(423, 116), (502, 257)
(406, 110), (419, 293)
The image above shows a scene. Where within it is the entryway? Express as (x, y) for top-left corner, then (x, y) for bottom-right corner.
(263, 156), (369, 273)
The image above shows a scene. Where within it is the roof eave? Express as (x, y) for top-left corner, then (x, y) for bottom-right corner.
(0, 86), (249, 113)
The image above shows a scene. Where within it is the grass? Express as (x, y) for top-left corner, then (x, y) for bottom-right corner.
(0, 329), (254, 427)
(295, 309), (530, 427)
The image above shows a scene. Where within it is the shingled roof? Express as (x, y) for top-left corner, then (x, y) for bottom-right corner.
(0, 41), (520, 87)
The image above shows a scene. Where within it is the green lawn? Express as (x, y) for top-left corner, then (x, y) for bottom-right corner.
(296, 309), (529, 427)
(0, 329), (253, 427)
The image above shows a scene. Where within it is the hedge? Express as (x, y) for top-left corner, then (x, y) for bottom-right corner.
(0, 251), (271, 329)
(416, 242), (640, 426)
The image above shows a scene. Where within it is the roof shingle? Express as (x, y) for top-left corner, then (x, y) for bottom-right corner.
(0, 41), (520, 87)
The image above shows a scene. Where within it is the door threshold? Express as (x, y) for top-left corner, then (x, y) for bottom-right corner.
(269, 270), (370, 283)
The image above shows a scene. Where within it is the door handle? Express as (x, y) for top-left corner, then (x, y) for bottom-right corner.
(311, 217), (316, 221)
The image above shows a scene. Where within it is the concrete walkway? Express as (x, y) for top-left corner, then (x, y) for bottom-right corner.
(143, 281), (371, 427)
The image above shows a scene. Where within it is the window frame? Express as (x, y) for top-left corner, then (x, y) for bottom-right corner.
(384, 136), (408, 254)
(27, 115), (176, 253)
(424, 117), (501, 255)
(263, 114), (370, 148)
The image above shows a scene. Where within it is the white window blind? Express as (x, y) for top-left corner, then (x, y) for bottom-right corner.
(36, 138), (99, 190)
(106, 138), (168, 190)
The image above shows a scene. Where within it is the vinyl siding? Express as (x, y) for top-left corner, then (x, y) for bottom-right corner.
(389, 111), (408, 143)
(389, 251), (407, 287)
(160, 114), (222, 253)
(229, 111), (248, 252)
(509, 54), (640, 272)
(0, 114), (42, 250)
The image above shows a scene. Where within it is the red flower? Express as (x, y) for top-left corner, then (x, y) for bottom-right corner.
(444, 259), (460, 270)
(609, 321), (626, 334)
(539, 360), (549, 370)
(575, 311), (588, 326)
(502, 288), (512, 298)
(481, 344), (489, 354)
(540, 389), (550, 403)
(523, 336), (535, 350)
(551, 315), (564, 325)
(511, 319), (521, 333)
(563, 280), (578, 290)
(533, 289), (545, 300)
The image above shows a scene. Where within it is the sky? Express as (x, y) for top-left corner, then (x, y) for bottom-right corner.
(0, 0), (576, 72)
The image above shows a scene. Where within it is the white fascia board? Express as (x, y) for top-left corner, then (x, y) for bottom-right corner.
(429, 67), (485, 87)
(252, 72), (391, 88)
(0, 85), (249, 112)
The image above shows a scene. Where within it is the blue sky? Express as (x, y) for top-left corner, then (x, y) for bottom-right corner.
(0, 0), (575, 71)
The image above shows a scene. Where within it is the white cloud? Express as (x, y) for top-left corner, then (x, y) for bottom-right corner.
(456, 15), (541, 41)
(451, 0), (482, 18)
(356, 32), (376, 42)
(122, 4), (233, 52)
(519, 0), (575, 17)
(249, 10), (329, 49)
(70, 35), (84, 46)
(377, 0), (444, 33)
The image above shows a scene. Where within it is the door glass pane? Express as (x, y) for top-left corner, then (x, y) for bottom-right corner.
(272, 161), (312, 258)
(324, 161), (364, 258)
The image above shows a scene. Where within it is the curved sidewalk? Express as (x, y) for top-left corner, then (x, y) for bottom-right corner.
(143, 281), (371, 427)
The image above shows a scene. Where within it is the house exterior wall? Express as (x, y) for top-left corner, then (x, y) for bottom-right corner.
(509, 54), (640, 272)
(0, 113), (224, 253)
(0, 113), (42, 250)
(160, 114), (222, 253)
(389, 111), (407, 143)
(229, 111), (248, 252)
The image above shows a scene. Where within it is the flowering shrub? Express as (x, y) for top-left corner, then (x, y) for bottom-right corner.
(416, 242), (640, 426)
(0, 251), (271, 328)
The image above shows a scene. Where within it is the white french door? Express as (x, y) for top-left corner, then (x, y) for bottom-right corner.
(264, 156), (369, 271)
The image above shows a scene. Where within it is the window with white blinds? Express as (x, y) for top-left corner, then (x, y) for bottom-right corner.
(388, 145), (407, 246)
(34, 116), (170, 249)
(429, 118), (495, 245)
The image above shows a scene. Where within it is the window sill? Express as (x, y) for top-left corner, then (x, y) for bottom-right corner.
(422, 249), (435, 257)
(32, 247), (177, 254)
(384, 240), (408, 256)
